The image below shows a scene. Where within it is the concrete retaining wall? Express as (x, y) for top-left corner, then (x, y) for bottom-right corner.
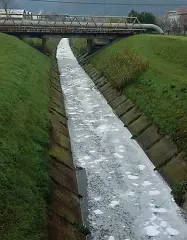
(47, 57), (86, 240)
(81, 62), (187, 211)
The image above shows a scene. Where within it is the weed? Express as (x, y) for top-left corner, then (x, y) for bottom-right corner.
(103, 48), (149, 88)
(72, 222), (90, 236)
(171, 181), (187, 206)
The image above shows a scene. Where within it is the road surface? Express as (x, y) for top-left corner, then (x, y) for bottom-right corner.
(57, 38), (187, 240)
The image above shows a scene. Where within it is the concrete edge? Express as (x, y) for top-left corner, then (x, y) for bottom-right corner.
(47, 57), (87, 240)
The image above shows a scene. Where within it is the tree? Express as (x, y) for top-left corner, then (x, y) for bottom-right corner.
(157, 15), (184, 35)
(0, 0), (15, 13)
(139, 12), (156, 24)
(156, 16), (172, 34)
(128, 9), (139, 22)
(171, 19), (183, 35)
(128, 10), (139, 18)
(128, 10), (156, 24)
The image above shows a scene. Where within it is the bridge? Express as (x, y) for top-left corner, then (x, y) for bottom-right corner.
(0, 13), (164, 53)
(0, 13), (164, 37)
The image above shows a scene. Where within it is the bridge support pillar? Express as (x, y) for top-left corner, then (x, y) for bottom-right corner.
(87, 39), (93, 54)
(42, 37), (47, 53)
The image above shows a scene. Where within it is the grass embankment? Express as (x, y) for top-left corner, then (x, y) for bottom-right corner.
(23, 38), (43, 51)
(90, 35), (187, 153)
(70, 38), (87, 56)
(0, 33), (51, 239)
(24, 38), (60, 56)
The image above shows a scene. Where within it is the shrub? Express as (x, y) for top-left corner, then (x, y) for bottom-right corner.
(99, 48), (149, 89)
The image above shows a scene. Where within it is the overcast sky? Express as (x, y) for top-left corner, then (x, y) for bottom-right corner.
(16, 0), (187, 16)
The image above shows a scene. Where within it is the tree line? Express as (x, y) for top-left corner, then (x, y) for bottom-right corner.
(128, 9), (187, 35)
(128, 10), (156, 24)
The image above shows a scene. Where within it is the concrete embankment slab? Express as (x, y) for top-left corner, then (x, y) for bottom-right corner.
(159, 152), (187, 186)
(115, 99), (135, 117)
(128, 115), (151, 137)
(135, 125), (163, 150)
(48, 58), (86, 240)
(120, 106), (142, 126)
(147, 136), (178, 168)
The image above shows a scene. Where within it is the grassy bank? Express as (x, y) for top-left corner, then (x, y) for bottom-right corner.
(70, 38), (87, 56)
(87, 35), (187, 154)
(0, 33), (51, 239)
(23, 38), (43, 51)
(24, 37), (61, 56)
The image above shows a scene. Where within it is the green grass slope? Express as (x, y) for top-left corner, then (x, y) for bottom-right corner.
(23, 38), (61, 55)
(0, 33), (51, 239)
(91, 35), (187, 152)
(70, 38), (87, 56)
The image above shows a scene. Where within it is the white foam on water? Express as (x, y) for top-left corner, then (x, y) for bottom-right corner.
(149, 203), (155, 207)
(95, 159), (104, 163)
(126, 191), (135, 196)
(94, 209), (103, 215)
(114, 153), (124, 159)
(132, 183), (139, 187)
(109, 200), (120, 208)
(118, 149), (125, 153)
(160, 221), (168, 227)
(138, 165), (146, 170)
(108, 236), (115, 240)
(142, 181), (152, 187)
(128, 175), (139, 180)
(69, 112), (77, 115)
(94, 197), (101, 201)
(166, 227), (179, 236)
(145, 225), (160, 237)
(150, 214), (157, 221)
(151, 207), (167, 213)
(149, 190), (160, 196)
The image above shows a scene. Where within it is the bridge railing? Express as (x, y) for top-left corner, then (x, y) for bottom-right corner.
(0, 13), (146, 33)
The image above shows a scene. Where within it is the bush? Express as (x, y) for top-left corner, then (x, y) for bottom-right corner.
(99, 48), (149, 89)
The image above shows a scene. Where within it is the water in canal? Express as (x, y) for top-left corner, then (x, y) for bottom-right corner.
(57, 39), (187, 240)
